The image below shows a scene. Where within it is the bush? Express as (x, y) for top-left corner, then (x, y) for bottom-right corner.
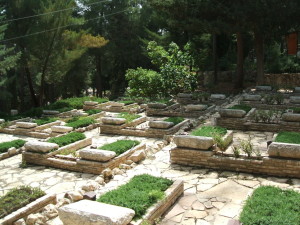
(275, 131), (300, 144)
(164, 117), (184, 125)
(66, 117), (95, 129)
(99, 140), (140, 156)
(33, 117), (58, 126)
(240, 186), (300, 225)
(97, 174), (173, 219)
(0, 186), (45, 219)
(191, 126), (227, 137)
(228, 105), (252, 113)
(48, 132), (86, 147)
(118, 112), (141, 123)
(0, 139), (26, 153)
(85, 109), (102, 115)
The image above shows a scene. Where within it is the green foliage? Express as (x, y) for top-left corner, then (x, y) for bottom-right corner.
(0, 139), (26, 153)
(48, 132), (86, 147)
(228, 105), (252, 113)
(240, 186), (300, 225)
(240, 138), (254, 157)
(232, 145), (241, 158)
(125, 68), (163, 99)
(85, 109), (102, 115)
(97, 174), (173, 219)
(213, 134), (231, 152)
(118, 112), (141, 123)
(66, 117), (95, 129)
(99, 140), (140, 156)
(250, 110), (282, 123)
(275, 131), (300, 144)
(191, 126), (227, 137)
(164, 117), (184, 125)
(290, 108), (300, 114)
(0, 186), (45, 219)
(33, 117), (58, 126)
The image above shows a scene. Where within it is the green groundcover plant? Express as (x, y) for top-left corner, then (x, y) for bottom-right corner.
(0, 139), (26, 154)
(275, 131), (300, 144)
(97, 174), (173, 219)
(85, 109), (102, 115)
(66, 117), (95, 129)
(99, 140), (140, 156)
(0, 186), (45, 219)
(191, 126), (227, 137)
(228, 105), (252, 113)
(48, 132), (86, 147)
(164, 117), (184, 125)
(240, 186), (300, 225)
(33, 117), (58, 126)
(118, 112), (141, 123)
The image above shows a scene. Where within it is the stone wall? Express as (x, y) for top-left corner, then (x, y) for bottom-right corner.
(265, 73), (300, 87)
(170, 148), (300, 178)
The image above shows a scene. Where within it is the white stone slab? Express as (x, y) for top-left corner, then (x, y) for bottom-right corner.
(102, 117), (126, 125)
(210, 94), (226, 100)
(268, 142), (300, 159)
(16, 122), (37, 129)
(149, 121), (174, 129)
(219, 109), (246, 118)
(79, 149), (116, 162)
(51, 126), (73, 133)
(25, 141), (59, 153)
(174, 135), (214, 150)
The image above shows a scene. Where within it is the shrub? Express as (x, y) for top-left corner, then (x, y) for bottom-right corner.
(240, 138), (254, 157)
(0, 186), (45, 219)
(99, 140), (140, 156)
(66, 117), (95, 129)
(97, 174), (173, 219)
(118, 112), (141, 123)
(240, 186), (300, 225)
(228, 105), (252, 113)
(275, 131), (300, 144)
(85, 109), (102, 115)
(33, 117), (58, 126)
(191, 126), (227, 137)
(164, 117), (184, 125)
(0, 139), (26, 153)
(213, 133), (231, 153)
(48, 132), (86, 147)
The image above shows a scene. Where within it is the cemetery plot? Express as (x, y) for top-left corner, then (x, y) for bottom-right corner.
(176, 93), (229, 106)
(83, 100), (141, 113)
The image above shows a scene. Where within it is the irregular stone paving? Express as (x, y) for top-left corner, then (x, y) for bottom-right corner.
(1, 126), (300, 225)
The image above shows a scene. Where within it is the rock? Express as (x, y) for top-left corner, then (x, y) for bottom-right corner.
(268, 142), (300, 159)
(51, 125), (73, 133)
(119, 164), (131, 170)
(43, 204), (58, 219)
(124, 159), (133, 165)
(13, 219), (26, 225)
(219, 109), (246, 118)
(95, 176), (105, 185)
(84, 101), (98, 106)
(25, 141), (59, 153)
(81, 181), (99, 192)
(102, 117), (126, 125)
(147, 103), (167, 109)
(174, 135), (214, 150)
(8, 147), (17, 155)
(149, 121), (174, 129)
(295, 87), (300, 93)
(79, 149), (116, 162)
(83, 191), (97, 201)
(210, 94), (226, 100)
(129, 150), (146, 163)
(65, 191), (83, 202)
(185, 105), (208, 112)
(178, 93), (193, 98)
(0, 119), (5, 124)
(56, 198), (71, 208)
(255, 85), (272, 91)
(140, 104), (147, 109)
(282, 113), (300, 122)
(243, 94), (261, 101)
(110, 102), (125, 107)
(290, 96), (300, 104)
(26, 213), (46, 225)
(43, 110), (60, 115)
(58, 200), (135, 225)
(102, 168), (113, 180)
(112, 168), (124, 175)
(11, 109), (18, 116)
(15, 122), (37, 129)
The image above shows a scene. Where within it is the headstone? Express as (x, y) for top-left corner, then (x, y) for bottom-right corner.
(43, 110), (60, 115)
(243, 94), (261, 101)
(177, 93), (193, 98)
(290, 96), (300, 104)
(219, 109), (246, 118)
(282, 113), (300, 122)
(255, 86), (272, 91)
(84, 101), (98, 106)
(25, 141), (59, 153)
(16, 122), (38, 129)
(174, 135), (214, 150)
(79, 149), (116, 162)
(268, 142), (300, 159)
(10, 109), (18, 116)
(129, 150), (146, 163)
(149, 121), (174, 129)
(210, 94), (226, 100)
(185, 104), (208, 111)
(102, 117), (126, 125)
(147, 103), (168, 109)
(294, 87), (300, 93)
(51, 126), (73, 133)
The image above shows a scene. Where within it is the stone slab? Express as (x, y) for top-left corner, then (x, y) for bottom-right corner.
(290, 96), (300, 104)
(16, 122), (37, 129)
(84, 101), (98, 106)
(173, 135), (214, 150)
(268, 142), (300, 159)
(51, 126), (73, 133)
(25, 141), (59, 153)
(219, 109), (246, 118)
(102, 117), (126, 125)
(149, 121), (174, 129)
(282, 113), (300, 122)
(255, 86), (272, 91)
(147, 103), (168, 109)
(210, 94), (226, 100)
(185, 105), (208, 112)
(243, 94), (261, 101)
(79, 149), (116, 162)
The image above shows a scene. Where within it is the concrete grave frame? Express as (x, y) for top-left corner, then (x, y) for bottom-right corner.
(0, 145), (24, 161)
(0, 193), (56, 225)
(100, 116), (190, 138)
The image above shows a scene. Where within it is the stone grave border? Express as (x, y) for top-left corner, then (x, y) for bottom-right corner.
(23, 138), (147, 174)
(0, 193), (56, 225)
(100, 117), (189, 138)
(0, 145), (24, 161)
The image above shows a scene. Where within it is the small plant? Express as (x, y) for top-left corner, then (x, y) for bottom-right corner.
(66, 117), (95, 129)
(232, 145), (241, 158)
(0, 139), (26, 154)
(274, 93), (284, 105)
(48, 132), (86, 147)
(240, 138), (254, 157)
(118, 112), (141, 123)
(19, 160), (28, 168)
(191, 126), (227, 137)
(99, 140), (140, 156)
(164, 117), (184, 125)
(264, 95), (274, 104)
(228, 105), (252, 113)
(33, 117), (58, 126)
(85, 109), (102, 115)
(213, 133), (231, 154)
(275, 131), (300, 144)
(253, 148), (262, 157)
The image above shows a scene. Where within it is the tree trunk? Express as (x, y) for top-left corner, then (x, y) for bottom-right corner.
(95, 55), (103, 97)
(254, 31), (265, 85)
(213, 33), (218, 84)
(24, 66), (39, 107)
(235, 32), (244, 89)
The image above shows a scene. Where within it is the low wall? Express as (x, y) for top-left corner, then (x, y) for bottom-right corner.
(170, 148), (300, 178)
(265, 73), (300, 87)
